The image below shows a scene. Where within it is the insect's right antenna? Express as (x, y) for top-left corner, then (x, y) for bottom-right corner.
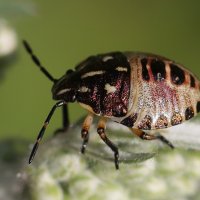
(29, 101), (66, 164)
(23, 40), (57, 83)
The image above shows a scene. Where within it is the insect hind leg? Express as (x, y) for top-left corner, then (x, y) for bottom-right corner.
(129, 128), (174, 149)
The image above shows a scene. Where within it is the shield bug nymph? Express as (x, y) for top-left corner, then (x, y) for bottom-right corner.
(23, 40), (200, 169)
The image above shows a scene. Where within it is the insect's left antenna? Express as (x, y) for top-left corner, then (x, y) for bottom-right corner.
(23, 40), (57, 83)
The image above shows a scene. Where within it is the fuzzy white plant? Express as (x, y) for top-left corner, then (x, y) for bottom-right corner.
(25, 116), (200, 200)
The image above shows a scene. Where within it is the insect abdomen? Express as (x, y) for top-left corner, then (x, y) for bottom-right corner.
(120, 52), (200, 130)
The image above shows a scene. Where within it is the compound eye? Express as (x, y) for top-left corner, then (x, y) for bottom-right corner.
(66, 69), (73, 75)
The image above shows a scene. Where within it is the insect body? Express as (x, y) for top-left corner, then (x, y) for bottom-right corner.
(23, 40), (200, 169)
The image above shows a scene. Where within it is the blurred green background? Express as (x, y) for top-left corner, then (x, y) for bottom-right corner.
(1, 0), (200, 142)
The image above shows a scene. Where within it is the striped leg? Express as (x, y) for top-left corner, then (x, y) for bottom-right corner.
(129, 128), (174, 149)
(81, 112), (94, 154)
(97, 117), (119, 169)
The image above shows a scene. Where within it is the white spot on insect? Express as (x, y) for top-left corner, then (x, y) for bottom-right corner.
(157, 72), (162, 82)
(104, 83), (117, 94)
(175, 77), (180, 82)
(79, 86), (91, 92)
(57, 88), (71, 95)
(81, 71), (106, 79)
(102, 56), (114, 62)
(115, 66), (128, 72)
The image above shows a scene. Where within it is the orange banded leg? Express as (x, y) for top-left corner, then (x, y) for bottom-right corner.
(81, 112), (94, 154)
(97, 117), (119, 169)
(129, 128), (174, 149)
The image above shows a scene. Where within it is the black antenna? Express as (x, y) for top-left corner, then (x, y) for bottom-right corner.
(23, 40), (70, 163)
(29, 101), (66, 164)
(23, 40), (57, 83)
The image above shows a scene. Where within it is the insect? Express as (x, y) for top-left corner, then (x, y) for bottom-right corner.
(23, 40), (200, 169)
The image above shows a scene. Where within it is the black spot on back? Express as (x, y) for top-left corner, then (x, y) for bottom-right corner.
(185, 107), (194, 120)
(120, 113), (137, 127)
(138, 115), (152, 130)
(170, 64), (185, 85)
(155, 115), (168, 129)
(197, 101), (200, 113)
(151, 59), (166, 82)
(141, 58), (149, 81)
(171, 112), (182, 126)
(190, 74), (195, 87)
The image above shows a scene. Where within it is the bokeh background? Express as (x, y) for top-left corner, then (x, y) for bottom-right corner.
(1, 0), (200, 141)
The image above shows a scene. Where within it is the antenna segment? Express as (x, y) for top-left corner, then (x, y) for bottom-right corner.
(23, 40), (57, 83)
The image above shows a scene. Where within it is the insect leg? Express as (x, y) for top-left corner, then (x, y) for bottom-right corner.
(54, 103), (70, 135)
(62, 103), (70, 129)
(97, 117), (119, 169)
(29, 101), (66, 164)
(129, 128), (174, 149)
(81, 112), (94, 154)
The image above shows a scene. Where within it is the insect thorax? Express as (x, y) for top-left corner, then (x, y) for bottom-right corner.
(76, 52), (131, 117)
